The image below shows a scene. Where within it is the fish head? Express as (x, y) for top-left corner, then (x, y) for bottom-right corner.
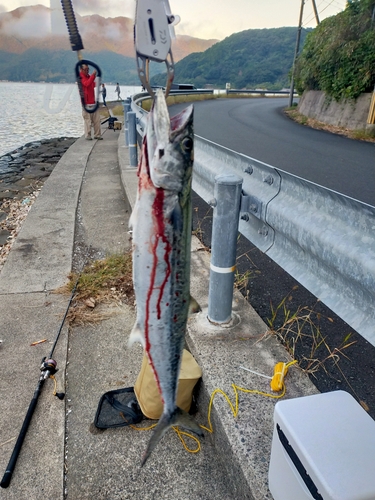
(147, 89), (194, 198)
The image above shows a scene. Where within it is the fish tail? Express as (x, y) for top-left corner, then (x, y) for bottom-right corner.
(141, 407), (203, 467)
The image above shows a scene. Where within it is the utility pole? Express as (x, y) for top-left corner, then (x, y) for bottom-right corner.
(289, 0), (305, 107)
(311, 0), (320, 25)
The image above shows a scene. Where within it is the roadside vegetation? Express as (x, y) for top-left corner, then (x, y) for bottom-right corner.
(284, 107), (375, 142)
(265, 289), (371, 411)
(99, 103), (124, 120)
(295, 0), (375, 101)
(57, 252), (134, 325)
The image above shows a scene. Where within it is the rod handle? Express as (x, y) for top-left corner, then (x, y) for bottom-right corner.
(0, 379), (45, 488)
(0, 471), (12, 489)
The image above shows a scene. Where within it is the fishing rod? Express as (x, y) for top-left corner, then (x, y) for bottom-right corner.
(0, 274), (82, 489)
(60, 0), (102, 113)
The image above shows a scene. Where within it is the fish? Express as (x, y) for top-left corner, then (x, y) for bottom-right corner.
(129, 89), (203, 466)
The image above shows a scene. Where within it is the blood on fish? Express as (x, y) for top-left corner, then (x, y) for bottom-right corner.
(153, 189), (172, 319)
(143, 187), (173, 399)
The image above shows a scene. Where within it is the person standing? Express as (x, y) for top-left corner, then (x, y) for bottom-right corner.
(115, 82), (121, 101)
(79, 64), (103, 140)
(101, 83), (107, 107)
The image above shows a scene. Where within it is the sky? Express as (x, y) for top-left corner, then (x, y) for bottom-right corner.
(0, 0), (348, 40)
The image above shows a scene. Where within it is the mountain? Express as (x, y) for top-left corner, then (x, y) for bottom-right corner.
(152, 27), (312, 90)
(0, 5), (218, 83)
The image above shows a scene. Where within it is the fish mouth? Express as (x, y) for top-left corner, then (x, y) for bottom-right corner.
(150, 88), (193, 143)
(151, 89), (170, 150)
(146, 89), (194, 192)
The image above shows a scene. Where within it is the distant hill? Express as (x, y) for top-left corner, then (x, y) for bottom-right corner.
(0, 5), (218, 83)
(0, 48), (143, 84)
(152, 27), (312, 90)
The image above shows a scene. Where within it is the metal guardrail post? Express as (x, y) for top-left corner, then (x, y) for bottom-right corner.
(123, 98), (131, 146)
(128, 112), (138, 167)
(208, 174), (243, 324)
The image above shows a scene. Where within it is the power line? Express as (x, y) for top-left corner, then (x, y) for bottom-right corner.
(302, 0), (346, 27)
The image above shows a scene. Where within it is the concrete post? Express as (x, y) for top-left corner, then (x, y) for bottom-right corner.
(128, 112), (138, 167)
(208, 174), (243, 324)
(123, 98), (131, 146)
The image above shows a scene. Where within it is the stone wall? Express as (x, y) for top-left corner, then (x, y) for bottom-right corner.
(298, 90), (375, 131)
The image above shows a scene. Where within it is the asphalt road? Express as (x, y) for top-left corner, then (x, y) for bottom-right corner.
(171, 97), (375, 206)
(169, 97), (375, 418)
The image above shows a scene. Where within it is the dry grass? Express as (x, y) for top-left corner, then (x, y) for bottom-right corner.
(140, 93), (218, 111)
(111, 104), (124, 115)
(266, 292), (373, 410)
(285, 108), (375, 143)
(266, 287), (356, 376)
(57, 252), (134, 326)
(99, 104), (124, 119)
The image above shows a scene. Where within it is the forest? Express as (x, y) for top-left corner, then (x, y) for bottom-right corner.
(152, 27), (311, 90)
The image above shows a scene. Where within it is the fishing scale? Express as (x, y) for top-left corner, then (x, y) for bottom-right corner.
(135, 0), (179, 96)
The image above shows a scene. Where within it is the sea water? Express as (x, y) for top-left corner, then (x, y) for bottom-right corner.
(0, 82), (141, 156)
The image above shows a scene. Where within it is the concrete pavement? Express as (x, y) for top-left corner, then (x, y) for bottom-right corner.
(0, 119), (319, 500)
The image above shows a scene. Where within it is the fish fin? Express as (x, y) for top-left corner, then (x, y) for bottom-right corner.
(141, 407), (203, 467)
(189, 295), (201, 314)
(128, 323), (145, 348)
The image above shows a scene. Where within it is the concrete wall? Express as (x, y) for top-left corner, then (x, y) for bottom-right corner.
(298, 90), (374, 131)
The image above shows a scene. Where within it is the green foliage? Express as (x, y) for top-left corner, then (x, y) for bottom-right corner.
(295, 0), (375, 100)
(152, 27), (312, 90)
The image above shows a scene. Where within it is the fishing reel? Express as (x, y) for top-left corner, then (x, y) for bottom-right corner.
(40, 358), (65, 400)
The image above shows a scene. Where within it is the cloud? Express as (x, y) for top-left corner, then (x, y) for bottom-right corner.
(74, 0), (135, 19)
(2, 8), (50, 37)
(80, 18), (123, 41)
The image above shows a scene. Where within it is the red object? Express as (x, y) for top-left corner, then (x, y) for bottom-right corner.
(79, 68), (96, 105)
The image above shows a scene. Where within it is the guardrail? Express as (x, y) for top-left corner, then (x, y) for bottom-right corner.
(129, 93), (375, 347)
(226, 89), (293, 96)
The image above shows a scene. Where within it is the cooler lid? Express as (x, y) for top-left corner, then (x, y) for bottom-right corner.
(274, 391), (375, 500)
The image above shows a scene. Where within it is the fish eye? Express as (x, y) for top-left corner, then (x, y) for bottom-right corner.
(181, 137), (193, 151)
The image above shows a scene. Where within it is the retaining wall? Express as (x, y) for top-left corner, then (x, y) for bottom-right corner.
(298, 90), (374, 131)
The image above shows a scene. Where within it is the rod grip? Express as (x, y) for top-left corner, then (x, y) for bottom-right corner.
(0, 379), (45, 489)
(0, 471), (12, 489)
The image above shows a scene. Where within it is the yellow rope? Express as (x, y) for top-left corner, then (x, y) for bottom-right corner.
(130, 422), (157, 431)
(131, 360), (297, 454)
(50, 374), (57, 396)
(172, 426), (201, 453)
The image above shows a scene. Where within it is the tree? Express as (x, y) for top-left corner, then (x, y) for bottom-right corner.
(295, 0), (375, 100)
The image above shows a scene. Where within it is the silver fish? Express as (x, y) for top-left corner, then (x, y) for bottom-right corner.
(129, 89), (203, 466)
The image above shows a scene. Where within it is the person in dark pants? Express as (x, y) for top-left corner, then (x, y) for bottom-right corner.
(101, 83), (107, 107)
(115, 83), (121, 101)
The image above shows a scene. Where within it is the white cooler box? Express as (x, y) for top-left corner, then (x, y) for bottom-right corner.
(269, 391), (375, 500)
